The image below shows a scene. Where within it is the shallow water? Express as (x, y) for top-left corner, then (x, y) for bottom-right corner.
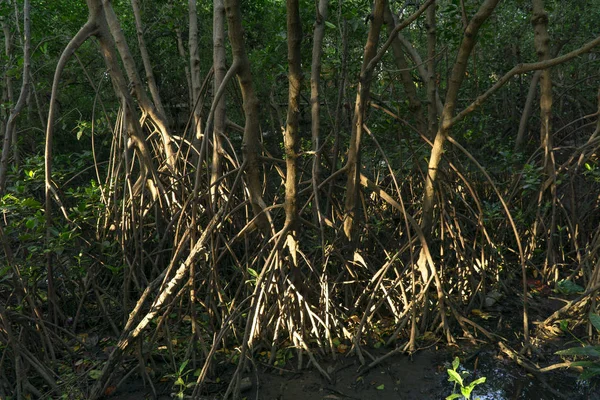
(451, 351), (599, 400)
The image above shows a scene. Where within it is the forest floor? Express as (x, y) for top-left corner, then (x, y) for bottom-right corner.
(105, 289), (600, 400)
(107, 343), (599, 400)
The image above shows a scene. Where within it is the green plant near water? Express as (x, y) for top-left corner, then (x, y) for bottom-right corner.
(446, 357), (487, 400)
(164, 359), (195, 399)
(556, 313), (600, 380)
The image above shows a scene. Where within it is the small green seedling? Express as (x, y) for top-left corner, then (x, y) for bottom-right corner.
(164, 359), (195, 399)
(446, 357), (486, 400)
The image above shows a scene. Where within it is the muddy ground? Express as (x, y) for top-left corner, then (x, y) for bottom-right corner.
(108, 343), (599, 400)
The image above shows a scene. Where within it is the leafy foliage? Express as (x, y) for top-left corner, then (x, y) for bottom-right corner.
(557, 314), (600, 380)
(446, 357), (487, 400)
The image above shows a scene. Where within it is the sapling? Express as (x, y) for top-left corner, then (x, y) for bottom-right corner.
(446, 357), (486, 400)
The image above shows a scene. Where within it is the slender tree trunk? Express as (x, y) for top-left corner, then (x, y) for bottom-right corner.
(425, 0), (438, 141)
(0, 17), (14, 196)
(515, 71), (541, 150)
(224, 0), (271, 233)
(283, 0), (303, 276)
(188, 0), (203, 164)
(130, 0), (166, 117)
(284, 0), (301, 232)
(343, 0), (386, 242)
(0, 1), (29, 196)
(211, 0), (226, 207)
(45, 0), (101, 326)
(326, 18), (348, 216)
(175, 28), (193, 108)
(531, 0), (557, 279)
(383, 4), (426, 137)
(101, 0), (175, 170)
(532, 0), (553, 174)
(310, 0), (328, 224)
(415, 0), (500, 342)
(396, 33), (443, 115)
(418, 0), (500, 240)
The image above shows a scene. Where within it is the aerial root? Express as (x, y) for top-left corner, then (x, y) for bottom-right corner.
(497, 341), (570, 400)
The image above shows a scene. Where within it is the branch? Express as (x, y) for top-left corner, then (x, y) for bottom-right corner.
(451, 35), (600, 127)
(363, 0), (435, 76)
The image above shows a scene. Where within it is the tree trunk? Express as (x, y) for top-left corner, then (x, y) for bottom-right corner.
(425, 0), (438, 141)
(224, 0), (271, 233)
(383, 4), (426, 138)
(310, 0), (328, 224)
(101, 0), (176, 171)
(188, 0), (203, 166)
(211, 0), (226, 207)
(0, 0), (29, 196)
(284, 0), (302, 232)
(415, 0), (500, 342)
(343, 0), (386, 242)
(130, 0), (166, 117)
(418, 0), (500, 240)
(532, 0), (553, 174)
(515, 71), (541, 150)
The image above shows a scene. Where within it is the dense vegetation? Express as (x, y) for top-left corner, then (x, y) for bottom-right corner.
(1, 0), (599, 398)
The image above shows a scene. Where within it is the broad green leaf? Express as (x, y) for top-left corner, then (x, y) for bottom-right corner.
(447, 369), (463, 386)
(452, 357), (460, 371)
(178, 359), (189, 374)
(376, 384), (384, 390)
(461, 385), (474, 398)
(21, 198), (41, 208)
(325, 21), (336, 29)
(557, 346), (600, 357)
(557, 280), (584, 294)
(446, 394), (463, 400)
(469, 377), (486, 386)
(247, 268), (258, 278)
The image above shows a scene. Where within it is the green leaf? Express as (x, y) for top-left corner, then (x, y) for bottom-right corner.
(469, 377), (486, 386)
(376, 384), (384, 390)
(559, 320), (569, 332)
(452, 357), (460, 371)
(446, 394), (463, 400)
(580, 366), (600, 380)
(590, 313), (600, 332)
(447, 369), (463, 386)
(88, 369), (102, 380)
(571, 361), (598, 367)
(557, 346), (600, 357)
(178, 359), (189, 374)
(247, 268), (258, 278)
(461, 385), (474, 399)
(557, 279), (584, 294)
(325, 21), (336, 29)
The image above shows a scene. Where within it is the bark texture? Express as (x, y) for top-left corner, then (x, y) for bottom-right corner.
(343, 0), (386, 242)
(224, 0), (271, 233)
